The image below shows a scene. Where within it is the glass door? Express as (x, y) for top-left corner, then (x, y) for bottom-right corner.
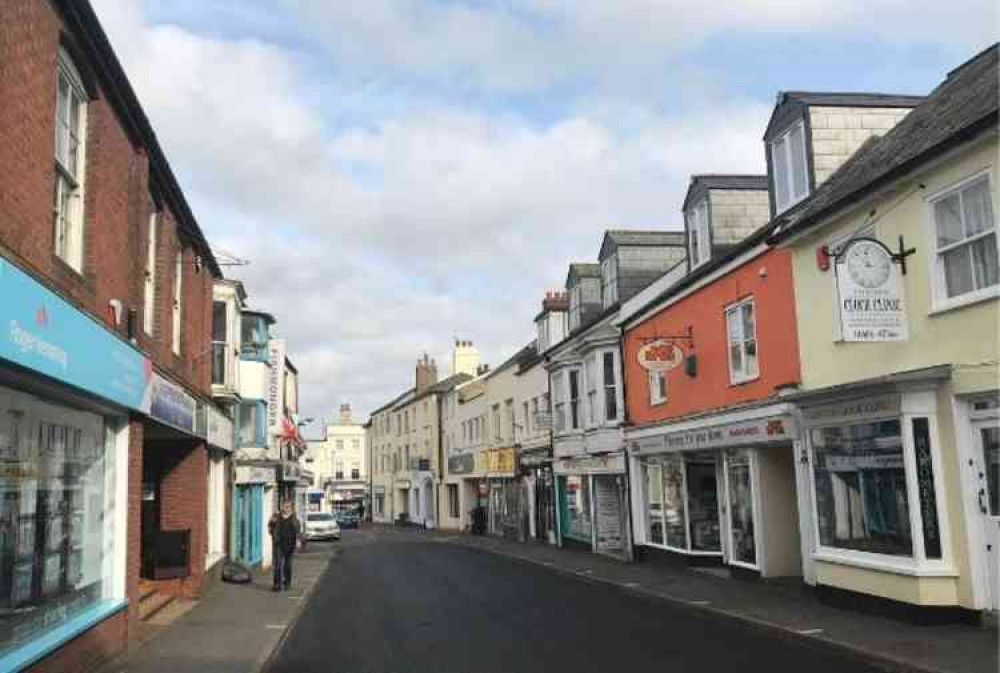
(724, 449), (758, 569)
(685, 453), (721, 552)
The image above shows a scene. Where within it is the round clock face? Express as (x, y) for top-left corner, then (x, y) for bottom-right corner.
(844, 240), (892, 289)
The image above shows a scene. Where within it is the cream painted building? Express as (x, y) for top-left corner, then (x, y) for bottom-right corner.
(769, 47), (999, 618)
(304, 403), (367, 510)
(368, 343), (479, 527)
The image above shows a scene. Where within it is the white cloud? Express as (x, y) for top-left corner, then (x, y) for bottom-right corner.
(89, 0), (993, 424)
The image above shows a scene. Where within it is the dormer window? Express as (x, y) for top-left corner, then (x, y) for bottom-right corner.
(771, 120), (809, 214)
(687, 199), (710, 268)
(601, 256), (618, 308)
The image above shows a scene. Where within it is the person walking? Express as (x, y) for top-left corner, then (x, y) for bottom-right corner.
(268, 500), (301, 591)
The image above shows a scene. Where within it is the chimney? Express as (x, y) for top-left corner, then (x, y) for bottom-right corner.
(476, 363), (491, 376)
(415, 352), (438, 392)
(452, 339), (480, 377)
(339, 403), (352, 425)
(541, 290), (569, 313)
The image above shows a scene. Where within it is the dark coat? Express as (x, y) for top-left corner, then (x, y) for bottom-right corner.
(269, 513), (301, 554)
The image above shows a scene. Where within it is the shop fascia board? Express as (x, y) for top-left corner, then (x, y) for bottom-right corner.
(779, 365), (951, 408)
(624, 400), (798, 441)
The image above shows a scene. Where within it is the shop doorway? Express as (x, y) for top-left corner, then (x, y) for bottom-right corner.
(973, 417), (1000, 612)
(233, 484), (263, 566)
(723, 449), (757, 568)
(685, 454), (721, 553)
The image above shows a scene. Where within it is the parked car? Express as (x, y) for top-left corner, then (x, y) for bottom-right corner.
(336, 511), (360, 529)
(304, 512), (341, 541)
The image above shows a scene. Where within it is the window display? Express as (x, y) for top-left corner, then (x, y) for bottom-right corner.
(0, 385), (116, 659)
(641, 454), (694, 551)
(811, 419), (912, 557)
(686, 455), (720, 552)
(645, 464), (664, 545)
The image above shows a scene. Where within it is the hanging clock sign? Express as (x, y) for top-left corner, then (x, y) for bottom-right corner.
(637, 339), (685, 372)
(834, 237), (908, 342)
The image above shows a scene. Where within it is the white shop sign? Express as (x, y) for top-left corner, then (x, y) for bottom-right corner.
(553, 453), (625, 475)
(835, 238), (908, 342)
(267, 340), (287, 450)
(652, 415), (797, 454)
(235, 465), (273, 484)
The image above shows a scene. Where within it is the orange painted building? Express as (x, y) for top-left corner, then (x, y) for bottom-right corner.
(624, 247), (802, 425)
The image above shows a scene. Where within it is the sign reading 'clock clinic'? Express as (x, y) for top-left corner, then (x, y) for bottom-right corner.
(835, 238), (908, 342)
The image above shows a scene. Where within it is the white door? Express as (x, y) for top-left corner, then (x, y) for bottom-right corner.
(973, 419), (1000, 611)
(723, 449), (759, 570)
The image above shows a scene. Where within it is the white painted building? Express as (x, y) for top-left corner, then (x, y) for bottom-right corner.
(304, 403), (368, 511)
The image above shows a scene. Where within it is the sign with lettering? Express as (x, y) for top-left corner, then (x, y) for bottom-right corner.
(835, 238), (908, 342)
(150, 373), (196, 434)
(654, 415), (797, 454)
(637, 339), (685, 373)
(267, 340), (287, 451)
(0, 257), (153, 412)
(802, 394), (900, 426)
(448, 452), (475, 475)
(553, 453), (625, 475)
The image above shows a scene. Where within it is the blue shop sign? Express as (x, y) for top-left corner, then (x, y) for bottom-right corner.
(0, 257), (152, 411)
(150, 373), (196, 434)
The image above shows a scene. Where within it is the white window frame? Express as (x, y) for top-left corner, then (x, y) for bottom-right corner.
(143, 209), (158, 335)
(552, 371), (566, 433)
(171, 251), (183, 355)
(53, 48), (88, 272)
(602, 350), (619, 423)
(601, 255), (618, 308)
(585, 354), (599, 427)
(687, 199), (711, 268)
(567, 368), (582, 431)
(926, 169), (999, 313)
(805, 398), (954, 576)
(725, 297), (759, 384)
(649, 370), (668, 406)
(770, 119), (810, 214)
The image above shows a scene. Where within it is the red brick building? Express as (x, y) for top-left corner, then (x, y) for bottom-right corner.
(0, 1), (230, 671)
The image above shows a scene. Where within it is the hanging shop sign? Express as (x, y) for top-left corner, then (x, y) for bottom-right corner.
(656, 415), (796, 454)
(489, 448), (515, 473)
(448, 452), (475, 475)
(149, 373), (196, 434)
(278, 460), (301, 483)
(0, 257), (153, 411)
(267, 340), (287, 450)
(835, 238), (908, 342)
(637, 339), (685, 373)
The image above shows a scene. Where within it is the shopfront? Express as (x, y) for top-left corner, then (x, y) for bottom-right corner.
(629, 407), (802, 577)
(791, 385), (962, 614)
(0, 256), (147, 671)
(519, 449), (556, 544)
(233, 465), (271, 567)
(555, 454), (630, 560)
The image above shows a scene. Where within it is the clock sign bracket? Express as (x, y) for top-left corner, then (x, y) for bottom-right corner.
(835, 235), (916, 276)
(637, 325), (694, 347)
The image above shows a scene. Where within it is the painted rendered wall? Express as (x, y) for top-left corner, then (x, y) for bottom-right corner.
(624, 248), (802, 426)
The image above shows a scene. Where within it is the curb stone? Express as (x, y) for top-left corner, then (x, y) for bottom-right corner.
(256, 548), (338, 673)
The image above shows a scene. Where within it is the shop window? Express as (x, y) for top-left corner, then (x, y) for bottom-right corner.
(726, 449), (756, 566)
(642, 455), (688, 550)
(448, 485), (459, 518)
(726, 298), (759, 383)
(930, 173), (998, 307)
(811, 420), (913, 557)
(0, 386), (120, 661)
(645, 464), (665, 545)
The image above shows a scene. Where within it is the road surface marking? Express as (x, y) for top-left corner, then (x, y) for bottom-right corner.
(689, 600), (712, 605)
(798, 628), (824, 635)
(577, 569), (593, 575)
(265, 624), (286, 630)
(623, 582), (640, 588)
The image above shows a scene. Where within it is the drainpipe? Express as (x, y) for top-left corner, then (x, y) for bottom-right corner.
(617, 325), (636, 563)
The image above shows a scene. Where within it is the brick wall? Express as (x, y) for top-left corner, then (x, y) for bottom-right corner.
(126, 416), (145, 629)
(808, 106), (913, 185)
(0, 0), (215, 399)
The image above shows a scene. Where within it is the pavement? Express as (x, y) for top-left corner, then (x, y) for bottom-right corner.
(94, 542), (336, 673)
(268, 526), (993, 673)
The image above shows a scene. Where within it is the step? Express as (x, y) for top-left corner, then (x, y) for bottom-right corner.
(138, 591), (176, 622)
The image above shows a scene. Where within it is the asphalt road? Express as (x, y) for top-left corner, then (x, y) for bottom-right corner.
(268, 528), (882, 673)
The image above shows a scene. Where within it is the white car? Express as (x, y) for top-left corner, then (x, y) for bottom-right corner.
(305, 512), (341, 541)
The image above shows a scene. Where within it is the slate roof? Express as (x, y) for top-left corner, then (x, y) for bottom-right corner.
(486, 341), (538, 379)
(569, 263), (601, 277)
(771, 44), (999, 242)
(604, 230), (686, 247)
(413, 372), (475, 401)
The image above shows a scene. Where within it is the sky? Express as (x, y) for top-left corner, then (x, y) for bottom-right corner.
(90, 0), (995, 435)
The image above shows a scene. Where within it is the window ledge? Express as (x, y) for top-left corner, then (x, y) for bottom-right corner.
(928, 286), (1000, 317)
(0, 598), (128, 673)
(813, 551), (957, 577)
(728, 375), (761, 388)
